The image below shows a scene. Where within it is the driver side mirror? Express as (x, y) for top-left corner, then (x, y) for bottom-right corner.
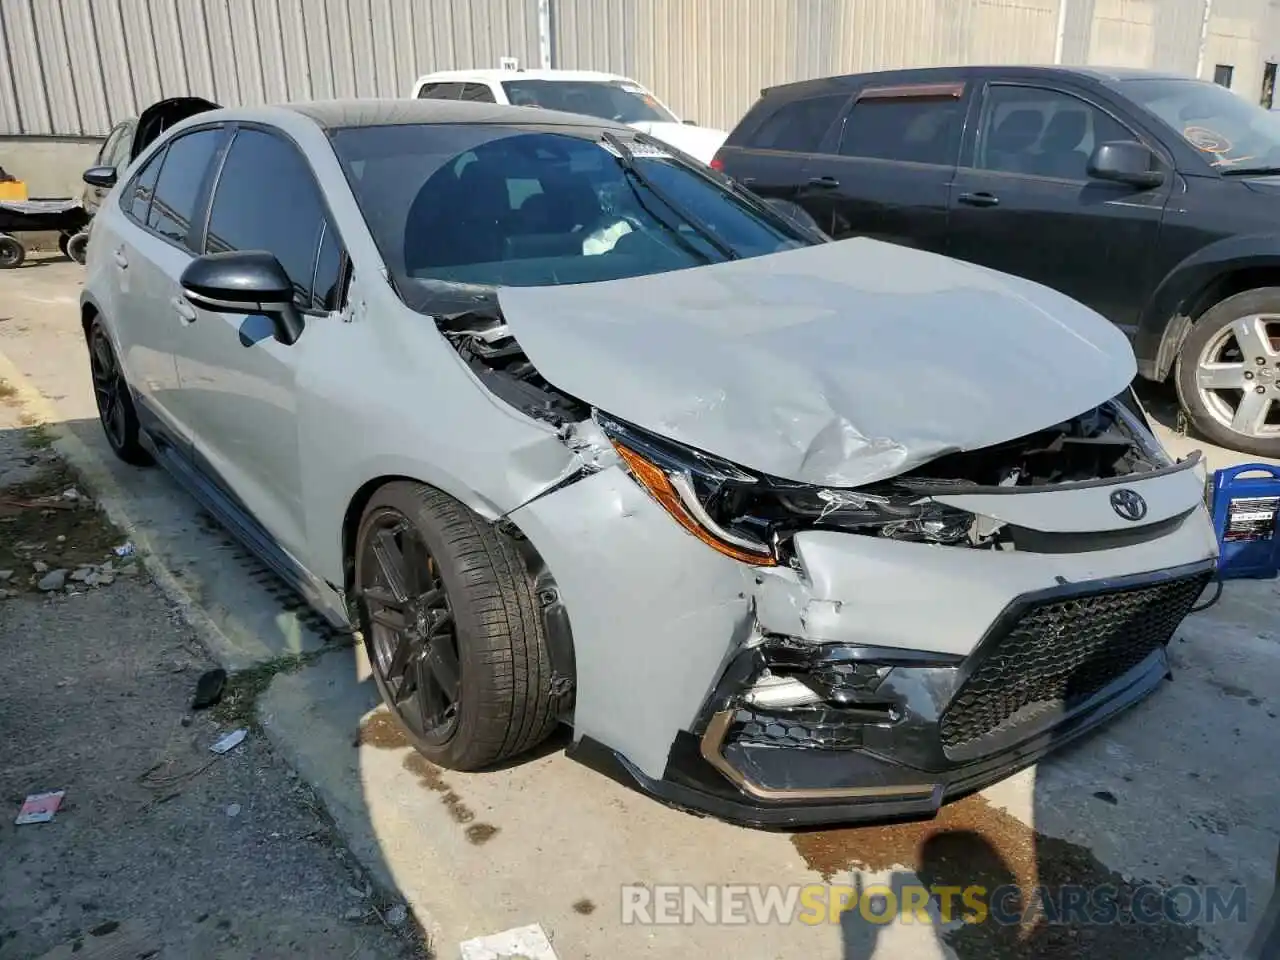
(1087, 141), (1164, 188)
(180, 251), (305, 346)
(82, 166), (117, 189)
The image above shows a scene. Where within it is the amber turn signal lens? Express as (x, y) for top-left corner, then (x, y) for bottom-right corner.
(612, 442), (778, 566)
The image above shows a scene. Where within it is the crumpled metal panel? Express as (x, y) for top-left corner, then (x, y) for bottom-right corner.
(498, 237), (1137, 489)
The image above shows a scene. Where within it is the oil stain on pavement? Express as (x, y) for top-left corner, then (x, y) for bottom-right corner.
(792, 794), (1206, 959)
(358, 711), (501, 846)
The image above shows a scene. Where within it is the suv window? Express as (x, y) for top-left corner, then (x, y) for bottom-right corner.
(976, 85), (1137, 180)
(749, 94), (847, 152)
(839, 90), (964, 165)
(460, 83), (496, 103)
(418, 82), (464, 100)
(124, 147), (164, 223)
(205, 127), (337, 310)
(146, 128), (223, 247)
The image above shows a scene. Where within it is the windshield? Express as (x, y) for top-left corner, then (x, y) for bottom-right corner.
(329, 124), (810, 295)
(501, 79), (677, 124)
(1125, 78), (1280, 172)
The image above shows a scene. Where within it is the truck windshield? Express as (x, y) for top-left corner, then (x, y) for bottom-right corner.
(501, 80), (677, 124)
(1126, 77), (1280, 173)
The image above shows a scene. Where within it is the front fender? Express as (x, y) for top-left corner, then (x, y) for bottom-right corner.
(1136, 234), (1280, 380)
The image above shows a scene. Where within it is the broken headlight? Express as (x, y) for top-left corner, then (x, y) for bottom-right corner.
(598, 414), (976, 566)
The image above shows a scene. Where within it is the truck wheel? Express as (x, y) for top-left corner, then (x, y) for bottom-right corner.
(1176, 287), (1280, 458)
(0, 234), (24, 269)
(355, 482), (561, 770)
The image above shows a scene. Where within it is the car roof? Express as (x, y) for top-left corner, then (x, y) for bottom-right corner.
(415, 68), (633, 85)
(763, 63), (1195, 96)
(274, 98), (629, 131)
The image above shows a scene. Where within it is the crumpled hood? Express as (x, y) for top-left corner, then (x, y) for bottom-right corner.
(628, 121), (728, 164)
(496, 238), (1137, 488)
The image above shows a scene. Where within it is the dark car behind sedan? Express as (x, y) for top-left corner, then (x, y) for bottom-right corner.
(714, 65), (1280, 458)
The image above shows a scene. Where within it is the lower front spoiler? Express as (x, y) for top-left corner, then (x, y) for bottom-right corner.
(569, 646), (1171, 829)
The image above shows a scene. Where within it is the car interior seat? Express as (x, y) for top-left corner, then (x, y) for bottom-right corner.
(1035, 110), (1090, 180)
(987, 109), (1045, 174)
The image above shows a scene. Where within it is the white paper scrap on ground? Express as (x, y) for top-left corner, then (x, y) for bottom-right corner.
(459, 923), (559, 960)
(209, 728), (247, 754)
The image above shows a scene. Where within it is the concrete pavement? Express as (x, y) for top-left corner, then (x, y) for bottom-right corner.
(3, 253), (1279, 958)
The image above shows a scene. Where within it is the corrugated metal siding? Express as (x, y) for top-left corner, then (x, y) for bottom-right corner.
(0, 0), (539, 135)
(5, 0), (1280, 137)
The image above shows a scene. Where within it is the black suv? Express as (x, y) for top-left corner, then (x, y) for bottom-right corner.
(714, 65), (1280, 457)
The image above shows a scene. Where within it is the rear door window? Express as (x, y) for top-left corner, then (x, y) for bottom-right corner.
(417, 82), (464, 100)
(146, 128), (223, 247)
(205, 126), (340, 310)
(460, 83), (496, 103)
(839, 86), (965, 165)
(748, 94), (848, 152)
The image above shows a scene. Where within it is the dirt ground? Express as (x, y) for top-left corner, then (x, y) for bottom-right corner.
(0, 394), (426, 960)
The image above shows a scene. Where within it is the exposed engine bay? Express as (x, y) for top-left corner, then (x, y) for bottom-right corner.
(436, 305), (1172, 555)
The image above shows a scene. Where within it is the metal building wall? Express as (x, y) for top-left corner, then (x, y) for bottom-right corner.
(553, 0), (1060, 130)
(0, 0), (540, 136)
(4, 0), (1280, 138)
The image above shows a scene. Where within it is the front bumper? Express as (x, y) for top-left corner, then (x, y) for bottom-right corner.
(569, 558), (1215, 829)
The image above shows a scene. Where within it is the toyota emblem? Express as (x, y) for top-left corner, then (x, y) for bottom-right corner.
(1110, 488), (1148, 522)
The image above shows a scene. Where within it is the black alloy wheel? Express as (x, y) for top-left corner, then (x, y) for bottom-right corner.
(359, 509), (462, 746)
(354, 482), (563, 770)
(87, 319), (151, 465)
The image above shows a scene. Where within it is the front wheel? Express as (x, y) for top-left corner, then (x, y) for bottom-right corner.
(354, 482), (561, 770)
(0, 234), (24, 269)
(66, 231), (89, 265)
(1175, 287), (1280, 458)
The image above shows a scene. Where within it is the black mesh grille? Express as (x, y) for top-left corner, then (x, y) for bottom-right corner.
(940, 571), (1211, 755)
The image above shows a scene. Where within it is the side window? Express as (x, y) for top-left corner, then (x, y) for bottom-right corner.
(839, 89), (965, 165)
(975, 85), (1139, 180)
(418, 82), (463, 100)
(749, 94), (848, 152)
(147, 128), (223, 247)
(124, 147), (164, 223)
(97, 123), (128, 167)
(107, 123), (135, 170)
(460, 83), (496, 103)
(205, 127), (340, 310)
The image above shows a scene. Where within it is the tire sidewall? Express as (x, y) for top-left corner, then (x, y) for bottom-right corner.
(1175, 286), (1280, 459)
(0, 236), (24, 269)
(356, 484), (498, 769)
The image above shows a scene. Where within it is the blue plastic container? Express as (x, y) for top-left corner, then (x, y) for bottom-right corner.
(1209, 463), (1280, 579)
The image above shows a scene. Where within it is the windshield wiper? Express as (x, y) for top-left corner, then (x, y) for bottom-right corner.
(601, 131), (740, 261)
(1219, 165), (1280, 176)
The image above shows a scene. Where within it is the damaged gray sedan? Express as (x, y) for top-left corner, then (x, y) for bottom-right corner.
(80, 98), (1218, 827)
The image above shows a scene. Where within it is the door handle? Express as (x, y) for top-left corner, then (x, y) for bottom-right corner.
(112, 247), (128, 268)
(171, 296), (196, 322)
(957, 191), (1000, 208)
(807, 176), (840, 189)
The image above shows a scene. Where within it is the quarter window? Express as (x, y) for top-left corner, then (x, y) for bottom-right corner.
(125, 148), (164, 223)
(749, 94), (847, 152)
(205, 127), (340, 310)
(975, 85), (1138, 180)
(839, 91), (964, 165)
(146, 128), (223, 247)
(418, 82), (464, 100)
